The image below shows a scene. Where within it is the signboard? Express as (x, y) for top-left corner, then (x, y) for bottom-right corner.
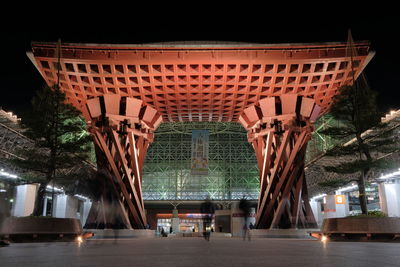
(191, 130), (209, 175)
(335, 194), (345, 204)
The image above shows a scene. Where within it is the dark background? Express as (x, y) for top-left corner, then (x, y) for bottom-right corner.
(1, 17), (398, 116)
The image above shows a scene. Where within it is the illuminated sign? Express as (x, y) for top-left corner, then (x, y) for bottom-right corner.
(335, 194), (345, 204)
(191, 130), (209, 175)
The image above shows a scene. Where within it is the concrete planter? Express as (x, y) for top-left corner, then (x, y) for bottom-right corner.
(0, 217), (82, 242)
(320, 217), (400, 241)
(86, 229), (155, 239)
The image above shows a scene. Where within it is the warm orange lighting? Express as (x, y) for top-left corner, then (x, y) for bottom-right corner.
(321, 235), (328, 242)
(76, 236), (83, 243)
(30, 41), (372, 123)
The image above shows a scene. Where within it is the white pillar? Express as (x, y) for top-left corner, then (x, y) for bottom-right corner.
(53, 194), (79, 219)
(198, 220), (203, 233)
(42, 196), (48, 216)
(310, 200), (323, 226)
(378, 183), (400, 217)
(171, 208), (180, 233)
(12, 184), (38, 217)
(230, 202), (245, 237)
(378, 183), (388, 214)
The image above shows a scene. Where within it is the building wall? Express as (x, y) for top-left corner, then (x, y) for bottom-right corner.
(142, 122), (259, 201)
(215, 210), (231, 233)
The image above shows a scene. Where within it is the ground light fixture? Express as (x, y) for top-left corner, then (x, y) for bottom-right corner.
(76, 236), (83, 243)
(75, 235), (84, 248)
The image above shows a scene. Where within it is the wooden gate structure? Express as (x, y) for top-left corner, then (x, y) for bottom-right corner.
(239, 95), (320, 228)
(28, 40), (374, 229)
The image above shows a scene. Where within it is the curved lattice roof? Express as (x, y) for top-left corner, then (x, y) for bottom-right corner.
(28, 41), (373, 122)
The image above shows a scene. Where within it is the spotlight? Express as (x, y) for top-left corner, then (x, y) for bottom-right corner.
(76, 236), (83, 243)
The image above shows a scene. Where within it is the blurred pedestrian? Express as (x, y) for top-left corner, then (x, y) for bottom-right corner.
(239, 196), (250, 224)
(161, 228), (167, 237)
(249, 222), (254, 230)
(239, 196), (251, 241)
(200, 195), (215, 241)
(243, 223), (251, 241)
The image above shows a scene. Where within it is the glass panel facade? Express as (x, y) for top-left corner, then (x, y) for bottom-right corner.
(142, 122), (259, 200)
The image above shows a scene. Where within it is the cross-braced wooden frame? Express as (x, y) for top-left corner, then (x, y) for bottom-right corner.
(239, 95), (320, 229)
(84, 95), (162, 229)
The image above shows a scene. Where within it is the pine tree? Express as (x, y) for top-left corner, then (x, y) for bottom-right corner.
(318, 31), (399, 214)
(12, 84), (92, 216)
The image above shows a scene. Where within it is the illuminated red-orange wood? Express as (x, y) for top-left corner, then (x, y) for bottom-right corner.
(29, 42), (373, 122)
(28, 41), (374, 229)
(239, 96), (319, 229)
(85, 95), (161, 228)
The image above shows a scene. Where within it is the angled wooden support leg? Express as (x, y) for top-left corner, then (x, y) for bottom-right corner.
(291, 169), (305, 227)
(256, 129), (292, 226)
(85, 95), (162, 229)
(239, 96), (321, 229)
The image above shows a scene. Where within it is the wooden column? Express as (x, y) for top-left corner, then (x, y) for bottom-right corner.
(239, 96), (320, 229)
(84, 95), (162, 229)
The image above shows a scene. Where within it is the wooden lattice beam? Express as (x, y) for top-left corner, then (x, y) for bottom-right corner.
(29, 41), (373, 122)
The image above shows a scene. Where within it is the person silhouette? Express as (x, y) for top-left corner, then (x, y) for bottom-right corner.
(200, 196), (215, 241)
(239, 196), (251, 241)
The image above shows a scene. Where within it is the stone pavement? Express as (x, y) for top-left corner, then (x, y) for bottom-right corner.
(1, 237), (400, 266)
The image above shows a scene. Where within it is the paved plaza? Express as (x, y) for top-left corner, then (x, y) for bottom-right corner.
(1, 237), (400, 266)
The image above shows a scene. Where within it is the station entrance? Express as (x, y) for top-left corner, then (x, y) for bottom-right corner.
(28, 40), (373, 230)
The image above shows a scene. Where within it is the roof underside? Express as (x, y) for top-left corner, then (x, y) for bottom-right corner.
(29, 41), (373, 122)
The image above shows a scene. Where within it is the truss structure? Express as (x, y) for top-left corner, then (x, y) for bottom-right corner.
(142, 122), (259, 201)
(0, 110), (32, 164)
(239, 95), (319, 229)
(306, 114), (342, 163)
(84, 95), (162, 228)
(0, 108), (97, 189)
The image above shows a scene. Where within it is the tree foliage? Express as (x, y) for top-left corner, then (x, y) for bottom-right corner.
(319, 79), (398, 213)
(318, 178), (349, 189)
(12, 84), (92, 216)
(316, 30), (400, 214)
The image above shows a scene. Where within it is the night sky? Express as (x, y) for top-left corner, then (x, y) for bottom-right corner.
(1, 17), (398, 116)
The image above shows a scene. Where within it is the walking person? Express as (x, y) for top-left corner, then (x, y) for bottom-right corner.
(243, 223), (251, 241)
(200, 195), (215, 241)
(239, 196), (251, 241)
